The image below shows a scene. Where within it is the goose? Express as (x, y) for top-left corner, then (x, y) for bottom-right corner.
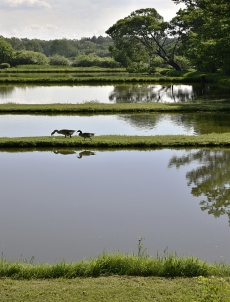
(77, 130), (94, 140)
(51, 129), (76, 138)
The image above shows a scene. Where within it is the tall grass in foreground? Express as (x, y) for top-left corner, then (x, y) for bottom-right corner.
(1, 252), (230, 279)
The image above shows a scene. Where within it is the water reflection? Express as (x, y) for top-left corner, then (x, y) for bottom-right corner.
(1, 83), (230, 104)
(109, 84), (230, 103)
(109, 84), (196, 103)
(77, 150), (96, 158)
(1, 149), (230, 264)
(0, 114), (196, 137)
(168, 149), (230, 225)
(2, 112), (230, 138)
(53, 150), (77, 155)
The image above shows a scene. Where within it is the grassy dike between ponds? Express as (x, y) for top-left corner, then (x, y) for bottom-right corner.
(1, 101), (230, 114)
(1, 133), (230, 148)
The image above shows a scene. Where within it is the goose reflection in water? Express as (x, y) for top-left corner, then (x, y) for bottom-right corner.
(53, 150), (76, 155)
(77, 150), (96, 159)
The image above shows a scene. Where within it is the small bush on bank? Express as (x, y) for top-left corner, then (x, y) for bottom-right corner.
(49, 55), (70, 66)
(0, 62), (10, 69)
(72, 54), (121, 68)
(13, 50), (49, 66)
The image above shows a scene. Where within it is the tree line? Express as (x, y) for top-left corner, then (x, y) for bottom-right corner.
(0, 35), (121, 68)
(1, 0), (230, 73)
(106, 0), (230, 74)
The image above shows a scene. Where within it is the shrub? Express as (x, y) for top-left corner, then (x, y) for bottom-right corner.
(49, 55), (70, 66)
(0, 62), (10, 69)
(0, 37), (15, 64)
(13, 50), (49, 65)
(72, 54), (121, 68)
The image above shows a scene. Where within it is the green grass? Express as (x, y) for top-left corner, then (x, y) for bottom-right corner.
(2, 276), (229, 302)
(1, 253), (230, 301)
(0, 68), (230, 87)
(0, 65), (126, 73)
(0, 76), (186, 84)
(1, 66), (230, 87)
(2, 253), (230, 301)
(1, 101), (230, 114)
(0, 133), (230, 148)
(1, 252), (230, 279)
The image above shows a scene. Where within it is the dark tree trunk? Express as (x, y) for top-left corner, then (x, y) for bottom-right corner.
(168, 60), (182, 71)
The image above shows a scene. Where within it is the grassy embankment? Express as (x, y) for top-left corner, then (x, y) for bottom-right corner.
(0, 67), (230, 86)
(1, 133), (230, 149)
(1, 275), (229, 301)
(1, 253), (230, 301)
(1, 101), (230, 114)
(1, 102), (230, 148)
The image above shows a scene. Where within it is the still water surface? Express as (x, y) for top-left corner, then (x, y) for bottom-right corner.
(1, 112), (230, 137)
(1, 83), (230, 104)
(1, 149), (230, 264)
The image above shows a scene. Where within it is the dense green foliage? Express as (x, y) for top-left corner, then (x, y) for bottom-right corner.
(12, 50), (49, 66)
(72, 54), (121, 68)
(105, 1), (230, 74)
(106, 9), (182, 72)
(49, 55), (71, 66)
(0, 36), (120, 68)
(0, 37), (15, 64)
(171, 0), (230, 74)
(5, 36), (113, 58)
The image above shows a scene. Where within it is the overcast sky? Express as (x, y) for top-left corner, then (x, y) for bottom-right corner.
(0, 0), (184, 40)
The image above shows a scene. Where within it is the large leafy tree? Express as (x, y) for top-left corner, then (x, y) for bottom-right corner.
(106, 8), (182, 71)
(0, 37), (15, 64)
(171, 0), (230, 73)
(50, 39), (78, 57)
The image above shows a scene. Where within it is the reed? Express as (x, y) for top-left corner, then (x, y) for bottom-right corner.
(0, 252), (230, 279)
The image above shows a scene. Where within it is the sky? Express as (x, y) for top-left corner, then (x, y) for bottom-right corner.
(0, 0), (185, 40)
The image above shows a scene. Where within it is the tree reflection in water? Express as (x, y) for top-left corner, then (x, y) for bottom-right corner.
(108, 84), (195, 103)
(168, 149), (230, 225)
(108, 84), (230, 103)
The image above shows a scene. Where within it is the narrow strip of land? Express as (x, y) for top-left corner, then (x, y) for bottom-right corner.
(1, 101), (230, 114)
(0, 133), (230, 148)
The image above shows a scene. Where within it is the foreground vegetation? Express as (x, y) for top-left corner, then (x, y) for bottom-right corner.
(1, 252), (230, 279)
(1, 253), (230, 301)
(1, 276), (230, 302)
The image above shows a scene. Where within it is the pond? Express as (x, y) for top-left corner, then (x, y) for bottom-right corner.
(1, 112), (230, 138)
(1, 148), (230, 264)
(0, 83), (230, 104)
